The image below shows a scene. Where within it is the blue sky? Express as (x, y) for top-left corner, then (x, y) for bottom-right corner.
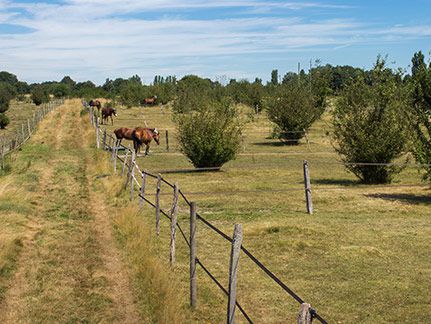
(0, 0), (430, 84)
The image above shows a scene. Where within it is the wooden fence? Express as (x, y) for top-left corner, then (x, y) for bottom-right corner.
(88, 107), (327, 324)
(0, 99), (65, 169)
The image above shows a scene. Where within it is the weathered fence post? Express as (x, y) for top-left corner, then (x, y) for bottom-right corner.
(113, 145), (118, 174)
(129, 150), (136, 201)
(1, 140), (5, 170)
(103, 129), (107, 150)
(95, 117), (100, 149)
(297, 303), (312, 324)
(21, 123), (25, 141)
(303, 160), (313, 214)
(155, 173), (162, 236)
(190, 201), (197, 308)
(227, 224), (243, 324)
(139, 171), (147, 208)
(122, 147), (130, 176)
(170, 183), (179, 266)
(27, 119), (31, 136)
(165, 129), (169, 151)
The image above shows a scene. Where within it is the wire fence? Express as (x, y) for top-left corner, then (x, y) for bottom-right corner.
(0, 99), (65, 169)
(88, 107), (327, 323)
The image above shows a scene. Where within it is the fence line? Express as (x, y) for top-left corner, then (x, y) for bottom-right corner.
(0, 99), (65, 168)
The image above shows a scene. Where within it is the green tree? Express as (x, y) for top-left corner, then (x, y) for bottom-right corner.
(266, 80), (325, 144)
(52, 83), (70, 98)
(119, 82), (143, 108)
(409, 51), (431, 180)
(0, 113), (10, 129)
(0, 83), (16, 113)
(173, 75), (213, 113)
(175, 99), (242, 168)
(333, 57), (409, 184)
(271, 69), (279, 85)
(31, 85), (49, 105)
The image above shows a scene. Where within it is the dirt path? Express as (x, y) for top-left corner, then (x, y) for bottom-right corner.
(0, 100), (141, 323)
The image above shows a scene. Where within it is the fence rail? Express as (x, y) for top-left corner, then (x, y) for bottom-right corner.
(88, 107), (327, 323)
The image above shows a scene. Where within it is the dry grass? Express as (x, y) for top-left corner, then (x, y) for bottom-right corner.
(99, 103), (431, 323)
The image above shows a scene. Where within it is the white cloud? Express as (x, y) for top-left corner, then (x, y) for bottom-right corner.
(0, 0), (429, 83)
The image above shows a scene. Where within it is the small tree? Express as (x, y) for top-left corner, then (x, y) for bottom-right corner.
(409, 51), (431, 180)
(31, 86), (49, 105)
(333, 57), (409, 184)
(173, 75), (213, 113)
(266, 82), (325, 144)
(175, 99), (242, 168)
(0, 113), (10, 129)
(0, 83), (16, 113)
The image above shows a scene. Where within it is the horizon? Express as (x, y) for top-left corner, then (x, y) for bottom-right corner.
(0, 0), (430, 85)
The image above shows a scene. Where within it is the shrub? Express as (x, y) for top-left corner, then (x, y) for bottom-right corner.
(0, 113), (10, 129)
(266, 82), (325, 144)
(0, 83), (16, 113)
(409, 51), (431, 180)
(175, 99), (242, 168)
(333, 57), (409, 184)
(31, 86), (49, 105)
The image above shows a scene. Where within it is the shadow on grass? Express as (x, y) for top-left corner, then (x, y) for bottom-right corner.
(366, 193), (431, 205)
(313, 178), (359, 186)
(253, 141), (302, 147)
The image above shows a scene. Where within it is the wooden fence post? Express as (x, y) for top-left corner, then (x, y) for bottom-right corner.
(170, 183), (179, 266)
(1, 140), (4, 170)
(190, 201), (197, 308)
(27, 119), (31, 136)
(113, 145), (118, 174)
(165, 129), (169, 151)
(103, 129), (107, 150)
(122, 147), (130, 176)
(21, 123), (25, 141)
(227, 224), (243, 324)
(155, 173), (162, 236)
(139, 171), (147, 208)
(130, 150), (136, 200)
(297, 303), (312, 324)
(95, 117), (100, 149)
(303, 160), (313, 214)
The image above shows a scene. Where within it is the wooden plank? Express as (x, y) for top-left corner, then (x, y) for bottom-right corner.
(95, 116), (100, 149)
(170, 183), (179, 266)
(297, 303), (312, 324)
(227, 224), (243, 324)
(155, 173), (162, 236)
(190, 201), (197, 308)
(130, 150), (136, 200)
(303, 160), (313, 214)
(103, 129), (107, 150)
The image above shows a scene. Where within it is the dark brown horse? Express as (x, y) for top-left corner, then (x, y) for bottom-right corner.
(101, 107), (117, 125)
(132, 127), (160, 155)
(143, 95), (157, 106)
(114, 127), (134, 146)
(89, 99), (102, 112)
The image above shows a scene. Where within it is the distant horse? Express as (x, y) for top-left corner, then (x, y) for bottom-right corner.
(143, 96), (157, 106)
(101, 107), (117, 125)
(114, 127), (134, 147)
(132, 127), (160, 155)
(89, 99), (102, 113)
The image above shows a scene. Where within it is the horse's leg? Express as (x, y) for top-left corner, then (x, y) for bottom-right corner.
(145, 144), (149, 156)
(111, 115), (113, 125)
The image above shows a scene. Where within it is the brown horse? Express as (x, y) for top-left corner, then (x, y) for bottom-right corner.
(89, 99), (102, 113)
(143, 95), (157, 106)
(114, 127), (134, 147)
(132, 127), (160, 155)
(101, 107), (117, 125)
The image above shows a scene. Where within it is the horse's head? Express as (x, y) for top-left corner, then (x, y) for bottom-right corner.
(152, 128), (160, 145)
(112, 108), (118, 116)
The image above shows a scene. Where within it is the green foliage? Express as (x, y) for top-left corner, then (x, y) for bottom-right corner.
(173, 75), (214, 113)
(266, 81), (325, 145)
(119, 82), (142, 108)
(52, 83), (70, 98)
(271, 69), (279, 85)
(333, 57), (409, 184)
(226, 79), (264, 112)
(31, 85), (49, 106)
(0, 113), (10, 129)
(0, 83), (16, 113)
(409, 51), (431, 180)
(175, 99), (242, 168)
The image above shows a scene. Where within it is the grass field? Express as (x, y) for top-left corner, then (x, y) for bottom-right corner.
(100, 103), (431, 323)
(0, 99), (429, 323)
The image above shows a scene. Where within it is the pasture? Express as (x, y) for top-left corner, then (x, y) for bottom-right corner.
(99, 102), (430, 323)
(0, 99), (38, 143)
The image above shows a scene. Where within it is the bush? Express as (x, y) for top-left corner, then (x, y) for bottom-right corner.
(265, 82), (325, 144)
(175, 99), (242, 168)
(333, 57), (409, 184)
(0, 83), (16, 113)
(31, 86), (49, 105)
(409, 51), (431, 180)
(0, 113), (10, 129)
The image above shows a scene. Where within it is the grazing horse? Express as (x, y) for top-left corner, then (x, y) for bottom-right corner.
(114, 127), (134, 147)
(132, 127), (160, 155)
(101, 107), (117, 125)
(89, 99), (102, 113)
(143, 95), (157, 106)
